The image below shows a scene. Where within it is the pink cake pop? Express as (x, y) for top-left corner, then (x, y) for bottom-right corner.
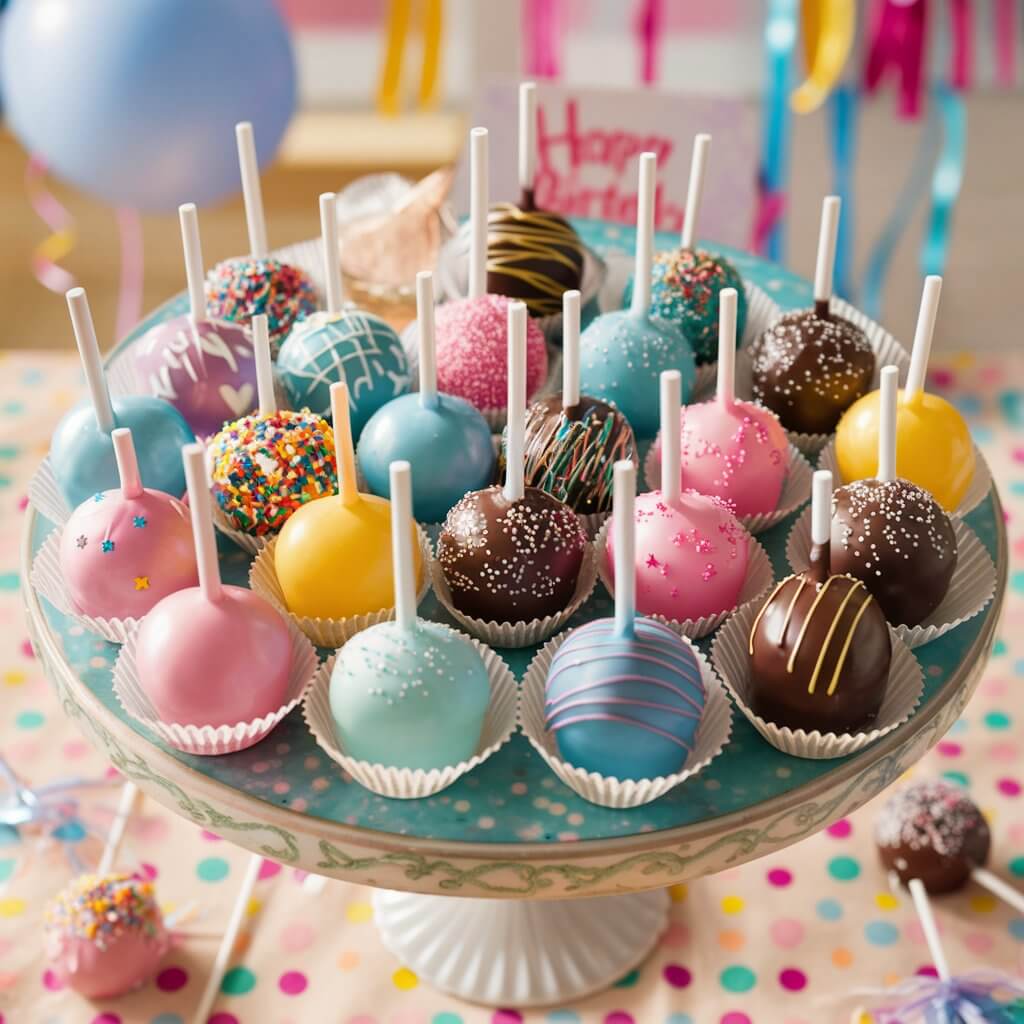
(649, 288), (788, 517)
(135, 444), (291, 729)
(58, 428), (198, 620)
(434, 128), (548, 415)
(605, 370), (750, 621)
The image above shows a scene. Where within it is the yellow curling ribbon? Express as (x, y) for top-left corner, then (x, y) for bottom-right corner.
(24, 155), (78, 294)
(417, 0), (443, 110)
(790, 0), (855, 114)
(377, 0), (412, 116)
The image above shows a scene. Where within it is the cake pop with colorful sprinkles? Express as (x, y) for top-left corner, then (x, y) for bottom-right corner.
(44, 873), (169, 999)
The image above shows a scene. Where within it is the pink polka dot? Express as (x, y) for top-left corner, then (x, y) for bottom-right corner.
(251, 761), (270, 774)
(936, 741), (962, 757)
(291, 798), (308, 812)
(492, 1012), (523, 1024)
(91, 1016), (120, 1024)
(272, 781), (290, 795)
(663, 963), (692, 988)
(1013, 448), (1024, 464)
(991, 742), (1020, 763)
(280, 921), (315, 953)
(916, 965), (939, 978)
(721, 1014), (752, 1024)
(930, 368), (955, 389)
(826, 819), (852, 839)
(604, 1014), (635, 1024)
(770, 918), (805, 949)
(660, 921), (690, 948)
(156, 966), (188, 991)
(62, 740), (88, 760)
(983, 678), (1009, 698)
(20, 639), (34, 659)
(279, 971), (307, 995)
(42, 969), (64, 991)
(200, 830), (222, 842)
(964, 931), (995, 955)
(345, 1018), (377, 1024)
(138, 863), (158, 881)
(209, 1015), (239, 1024)
(998, 778), (1022, 797)
(767, 867), (792, 887)
(1010, 822), (1024, 844)
(259, 859), (282, 880)
(135, 815), (170, 843)
(779, 968), (806, 991)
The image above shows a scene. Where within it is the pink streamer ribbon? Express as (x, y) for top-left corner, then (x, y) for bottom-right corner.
(948, 0), (973, 90)
(863, 0), (929, 118)
(523, 0), (562, 78)
(115, 208), (145, 343)
(994, 0), (1017, 88)
(24, 155), (77, 295)
(751, 186), (787, 258)
(634, 0), (665, 85)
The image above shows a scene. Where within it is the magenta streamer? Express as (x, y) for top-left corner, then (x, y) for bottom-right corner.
(995, 0), (1017, 87)
(523, 0), (562, 78)
(634, 0), (664, 85)
(863, 0), (929, 119)
(949, 0), (972, 90)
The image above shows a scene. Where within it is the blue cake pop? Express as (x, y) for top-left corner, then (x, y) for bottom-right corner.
(578, 153), (694, 438)
(51, 289), (195, 509)
(357, 272), (494, 523)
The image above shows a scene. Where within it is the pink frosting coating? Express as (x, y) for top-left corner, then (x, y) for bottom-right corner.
(651, 399), (788, 517)
(135, 585), (291, 727)
(46, 924), (168, 999)
(605, 489), (750, 621)
(434, 295), (548, 412)
(59, 488), (198, 620)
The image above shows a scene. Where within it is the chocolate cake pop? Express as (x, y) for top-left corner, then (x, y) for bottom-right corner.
(876, 780), (991, 894)
(205, 123), (317, 348)
(830, 366), (957, 625)
(748, 470), (891, 733)
(437, 301), (587, 623)
(751, 197), (873, 434)
(485, 83), (584, 318)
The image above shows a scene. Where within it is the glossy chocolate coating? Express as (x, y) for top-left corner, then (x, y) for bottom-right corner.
(875, 779), (991, 893)
(751, 301), (874, 434)
(437, 485), (587, 622)
(831, 478), (958, 626)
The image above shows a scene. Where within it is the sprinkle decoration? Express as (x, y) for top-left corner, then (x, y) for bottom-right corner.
(875, 779), (988, 860)
(209, 409), (337, 536)
(44, 874), (162, 951)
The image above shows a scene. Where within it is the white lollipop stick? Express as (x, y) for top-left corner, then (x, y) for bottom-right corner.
(112, 428), (143, 500)
(717, 287), (738, 408)
(389, 461), (417, 630)
(907, 878), (951, 982)
(680, 133), (710, 250)
(878, 365), (899, 482)
(660, 369), (682, 507)
(416, 271), (438, 408)
(191, 852), (262, 1024)
(811, 469), (832, 548)
(182, 443), (223, 603)
(468, 127), (489, 300)
(66, 288), (115, 434)
(519, 81), (537, 195)
(252, 315), (275, 415)
(504, 301), (528, 503)
(330, 381), (360, 508)
(613, 460), (637, 638)
(905, 275), (942, 400)
(971, 867), (1024, 915)
(561, 290), (581, 408)
(813, 196), (841, 306)
(630, 152), (657, 316)
(235, 122), (269, 259)
(97, 781), (140, 876)
(319, 191), (344, 314)
(178, 204), (207, 326)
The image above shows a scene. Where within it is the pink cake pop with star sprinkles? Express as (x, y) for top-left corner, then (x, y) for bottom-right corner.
(605, 370), (750, 622)
(58, 427), (198, 620)
(649, 288), (788, 517)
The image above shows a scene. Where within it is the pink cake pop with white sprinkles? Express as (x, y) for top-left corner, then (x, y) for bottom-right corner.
(605, 370), (750, 621)
(59, 428), (198, 620)
(649, 288), (788, 517)
(434, 128), (548, 416)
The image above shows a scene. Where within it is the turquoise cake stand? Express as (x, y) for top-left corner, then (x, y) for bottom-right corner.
(21, 221), (1006, 1007)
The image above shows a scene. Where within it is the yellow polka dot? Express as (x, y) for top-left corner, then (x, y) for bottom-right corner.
(0, 899), (26, 918)
(346, 901), (373, 923)
(982, 806), (997, 824)
(832, 947), (854, 968)
(669, 883), (687, 903)
(969, 893), (997, 914)
(392, 967), (418, 990)
(2, 671), (26, 687)
(337, 950), (360, 971)
(246, 898), (262, 917)
(952, 352), (975, 370)
(874, 891), (900, 911)
(853, 1012), (873, 1024)
(721, 895), (744, 915)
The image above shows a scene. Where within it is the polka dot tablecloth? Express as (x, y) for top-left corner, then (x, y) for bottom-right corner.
(1, 348), (1022, 1023)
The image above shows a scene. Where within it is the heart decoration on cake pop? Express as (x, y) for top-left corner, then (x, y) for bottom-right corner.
(579, 152), (696, 439)
(133, 203), (258, 436)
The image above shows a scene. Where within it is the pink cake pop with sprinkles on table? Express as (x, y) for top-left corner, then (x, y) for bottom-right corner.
(205, 122), (317, 349)
(433, 127), (548, 418)
(135, 443), (292, 730)
(604, 369), (750, 622)
(648, 287), (788, 517)
(58, 427), (198, 620)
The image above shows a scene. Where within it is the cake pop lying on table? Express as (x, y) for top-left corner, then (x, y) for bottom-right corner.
(50, 288), (195, 509)
(133, 203), (257, 436)
(205, 122), (317, 349)
(623, 133), (747, 364)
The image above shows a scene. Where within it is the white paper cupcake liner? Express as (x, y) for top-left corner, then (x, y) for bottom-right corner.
(430, 541), (598, 649)
(785, 507), (995, 649)
(248, 526), (433, 648)
(817, 437), (992, 518)
(519, 627), (732, 808)
(112, 616), (319, 756)
(710, 601), (924, 760)
(106, 349), (141, 397)
(303, 632), (517, 798)
(594, 519), (774, 640)
(28, 458), (72, 527)
(643, 443), (813, 536)
(30, 530), (141, 644)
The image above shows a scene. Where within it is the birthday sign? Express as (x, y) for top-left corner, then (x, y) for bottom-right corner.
(455, 80), (758, 249)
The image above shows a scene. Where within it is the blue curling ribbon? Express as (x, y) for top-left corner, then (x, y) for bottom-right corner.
(829, 83), (859, 299)
(852, 970), (1024, 1022)
(920, 85), (966, 278)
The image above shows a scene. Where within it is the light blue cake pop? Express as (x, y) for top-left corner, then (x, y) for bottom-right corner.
(330, 618), (491, 770)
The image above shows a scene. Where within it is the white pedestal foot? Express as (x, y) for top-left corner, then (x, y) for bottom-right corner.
(372, 887), (670, 1007)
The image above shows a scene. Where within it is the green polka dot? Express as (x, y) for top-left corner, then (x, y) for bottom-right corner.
(221, 965), (256, 995)
(0, 445), (18, 459)
(15, 710), (44, 730)
(993, 638), (1007, 656)
(0, 573), (18, 591)
(432, 1014), (465, 1024)
(614, 969), (640, 987)
(0, 476), (11, 489)
(720, 965), (756, 993)
(0, 860), (13, 884)
(196, 856), (230, 882)
(828, 856), (861, 881)
(1010, 857), (1024, 878)
(985, 711), (1012, 730)
(1012, 572), (1024, 596)
(943, 771), (970, 788)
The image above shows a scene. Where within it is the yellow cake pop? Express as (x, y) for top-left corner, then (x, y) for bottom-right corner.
(274, 381), (423, 619)
(835, 276), (974, 512)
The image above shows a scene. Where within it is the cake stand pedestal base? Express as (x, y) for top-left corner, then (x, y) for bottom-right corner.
(372, 887), (671, 1007)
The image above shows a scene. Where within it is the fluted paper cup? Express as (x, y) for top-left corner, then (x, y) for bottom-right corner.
(28, 458), (71, 527)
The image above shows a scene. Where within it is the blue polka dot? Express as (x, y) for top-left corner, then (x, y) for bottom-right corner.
(0, 859), (14, 883)
(1009, 919), (1024, 942)
(817, 899), (843, 921)
(196, 856), (230, 882)
(865, 921), (900, 946)
(949, 718), (968, 735)
(0, 573), (18, 591)
(1012, 571), (1024, 596)
(1010, 483), (1024, 498)
(151, 1016), (185, 1024)
(999, 390), (1024, 426)
(15, 710), (44, 730)
(970, 424), (993, 445)
(1, 401), (25, 416)
(666, 1016), (695, 1024)
(20, 369), (43, 387)
(547, 1013), (582, 1023)
(0, 826), (18, 847)
(53, 820), (87, 842)
(953, 394), (982, 417)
